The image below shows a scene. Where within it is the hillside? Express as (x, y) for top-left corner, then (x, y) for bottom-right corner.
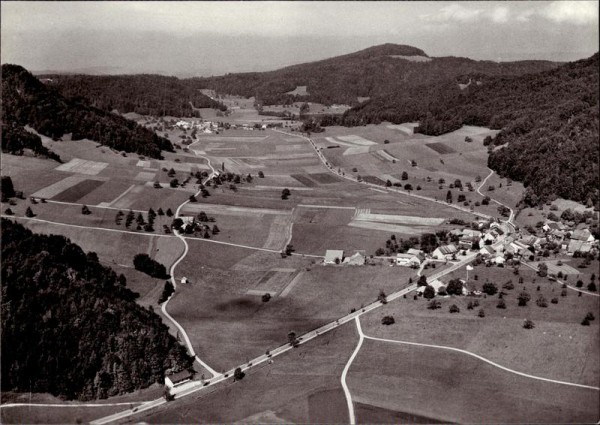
(0, 219), (194, 400)
(190, 43), (560, 105)
(341, 54), (599, 206)
(40, 74), (227, 117)
(1, 64), (173, 159)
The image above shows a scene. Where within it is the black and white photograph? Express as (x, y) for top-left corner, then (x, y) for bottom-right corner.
(1, 1), (599, 423)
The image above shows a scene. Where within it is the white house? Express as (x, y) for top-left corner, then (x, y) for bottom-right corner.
(165, 370), (194, 389)
(396, 253), (421, 267)
(324, 250), (344, 265)
(494, 256), (506, 265)
(432, 244), (458, 260)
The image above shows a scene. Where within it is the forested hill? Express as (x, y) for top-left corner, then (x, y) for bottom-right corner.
(190, 43), (560, 105)
(1, 64), (173, 159)
(0, 219), (194, 400)
(41, 74), (227, 117)
(342, 54), (599, 206)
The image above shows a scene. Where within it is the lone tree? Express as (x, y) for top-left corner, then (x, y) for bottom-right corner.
(482, 282), (498, 296)
(281, 188), (291, 200)
(518, 291), (531, 306)
(158, 281), (175, 304)
(401, 171), (408, 181)
(81, 205), (91, 215)
(258, 171), (265, 178)
(523, 319), (535, 329)
(234, 367), (245, 381)
(25, 207), (35, 217)
(449, 304), (460, 313)
(423, 285), (435, 299)
(378, 290), (388, 304)
(446, 190), (453, 203)
(381, 316), (395, 325)
(417, 275), (428, 287)
(288, 331), (299, 348)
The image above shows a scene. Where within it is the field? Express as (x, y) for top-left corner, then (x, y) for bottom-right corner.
(167, 247), (416, 370)
(348, 337), (598, 424)
(139, 323), (357, 424)
(359, 263), (600, 386)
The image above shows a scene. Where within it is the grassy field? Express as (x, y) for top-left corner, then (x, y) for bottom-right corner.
(358, 262), (600, 387)
(138, 322), (357, 424)
(1, 385), (164, 424)
(348, 338), (599, 424)
(167, 247), (415, 371)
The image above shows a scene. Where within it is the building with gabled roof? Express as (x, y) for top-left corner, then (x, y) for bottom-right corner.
(343, 251), (366, 266)
(324, 250), (344, 265)
(165, 370), (194, 388)
(432, 244), (458, 260)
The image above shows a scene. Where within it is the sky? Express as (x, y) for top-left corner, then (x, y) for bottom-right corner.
(1, 1), (598, 76)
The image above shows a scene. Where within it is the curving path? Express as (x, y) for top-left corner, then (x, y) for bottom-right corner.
(159, 153), (221, 378)
(359, 324), (600, 391)
(340, 317), (364, 424)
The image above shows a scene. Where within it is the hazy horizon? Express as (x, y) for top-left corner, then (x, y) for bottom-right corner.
(2, 1), (598, 77)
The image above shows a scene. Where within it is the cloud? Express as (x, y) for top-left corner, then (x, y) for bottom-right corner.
(542, 1), (598, 25)
(421, 4), (482, 23)
(421, 4), (512, 24)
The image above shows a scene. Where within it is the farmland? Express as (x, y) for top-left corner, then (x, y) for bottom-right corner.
(2, 114), (597, 425)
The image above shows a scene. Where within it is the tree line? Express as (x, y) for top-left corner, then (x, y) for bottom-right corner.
(42, 73), (227, 117)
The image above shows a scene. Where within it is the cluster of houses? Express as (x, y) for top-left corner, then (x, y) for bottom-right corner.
(540, 221), (596, 254)
(175, 119), (220, 133)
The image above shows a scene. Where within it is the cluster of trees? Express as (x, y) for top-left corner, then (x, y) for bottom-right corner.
(2, 64), (173, 159)
(41, 74), (227, 116)
(375, 232), (450, 257)
(192, 44), (557, 107)
(1, 219), (193, 400)
(133, 253), (169, 279)
(1, 123), (62, 162)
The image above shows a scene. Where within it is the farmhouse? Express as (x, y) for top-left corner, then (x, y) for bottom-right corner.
(396, 253), (421, 267)
(324, 250), (344, 265)
(567, 240), (592, 254)
(479, 245), (496, 258)
(343, 251), (366, 265)
(407, 248), (425, 260)
(432, 244), (458, 260)
(570, 229), (594, 243)
(165, 370), (194, 389)
(416, 279), (445, 294)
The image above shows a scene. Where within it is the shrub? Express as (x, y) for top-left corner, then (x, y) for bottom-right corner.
(576, 280), (584, 288)
(585, 312), (595, 321)
(449, 304), (460, 313)
(551, 297), (558, 304)
(446, 279), (463, 295)
(497, 299), (506, 309)
(523, 319), (535, 329)
(467, 301), (474, 310)
(536, 296), (548, 308)
(588, 282), (597, 292)
(437, 286), (447, 296)
(233, 367), (245, 381)
(262, 293), (271, 302)
(502, 281), (514, 290)
(581, 318), (591, 326)
(560, 289), (567, 297)
(428, 300), (441, 310)
(381, 316), (395, 325)
(478, 309), (485, 318)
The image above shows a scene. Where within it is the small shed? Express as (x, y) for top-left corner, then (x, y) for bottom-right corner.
(165, 370), (194, 389)
(181, 277), (188, 285)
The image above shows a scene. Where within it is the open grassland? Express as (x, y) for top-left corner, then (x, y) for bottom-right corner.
(139, 323), (357, 424)
(360, 263), (600, 386)
(167, 247), (415, 370)
(0, 154), (68, 196)
(348, 338), (599, 424)
(1, 385), (164, 424)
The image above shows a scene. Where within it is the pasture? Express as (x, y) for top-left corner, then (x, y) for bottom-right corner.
(360, 263), (600, 386)
(166, 247), (415, 370)
(140, 323), (357, 424)
(348, 337), (598, 424)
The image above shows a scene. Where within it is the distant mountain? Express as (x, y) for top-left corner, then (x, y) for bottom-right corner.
(1, 219), (194, 400)
(190, 43), (561, 105)
(41, 74), (227, 117)
(1, 64), (173, 159)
